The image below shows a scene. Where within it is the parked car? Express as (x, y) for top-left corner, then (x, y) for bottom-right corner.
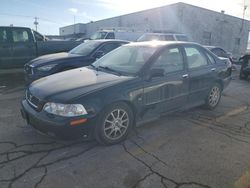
(205, 46), (233, 73)
(239, 54), (250, 79)
(137, 33), (189, 42)
(90, 29), (144, 41)
(0, 26), (81, 69)
(205, 46), (233, 62)
(21, 41), (231, 145)
(24, 39), (129, 83)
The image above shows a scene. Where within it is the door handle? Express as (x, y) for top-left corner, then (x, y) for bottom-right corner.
(211, 68), (216, 71)
(182, 74), (189, 79)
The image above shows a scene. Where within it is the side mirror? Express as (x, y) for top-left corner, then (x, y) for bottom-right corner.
(148, 68), (165, 79)
(94, 51), (105, 59)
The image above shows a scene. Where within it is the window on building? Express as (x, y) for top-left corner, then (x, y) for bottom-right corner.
(203, 31), (212, 45)
(235, 38), (240, 45)
(185, 47), (208, 69)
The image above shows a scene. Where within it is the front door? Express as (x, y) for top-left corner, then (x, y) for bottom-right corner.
(0, 27), (12, 69)
(11, 28), (36, 68)
(142, 46), (189, 119)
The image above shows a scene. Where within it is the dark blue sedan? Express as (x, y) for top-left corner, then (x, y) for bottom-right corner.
(24, 39), (129, 83)
(21, 41), (231, 145)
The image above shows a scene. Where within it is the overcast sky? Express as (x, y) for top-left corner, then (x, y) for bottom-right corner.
(0, 0), (250, 35)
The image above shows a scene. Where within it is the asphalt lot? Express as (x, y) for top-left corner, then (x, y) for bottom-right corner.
(0, 72), (249, 188)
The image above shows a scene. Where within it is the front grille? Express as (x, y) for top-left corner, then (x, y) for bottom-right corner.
(24, 65), (33, 75)
(26, 90), (42, 110)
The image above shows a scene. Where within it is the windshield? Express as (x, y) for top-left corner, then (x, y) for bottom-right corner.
(69, 40), (101, 55)
(93, 45), (157, 75)
(90, 31), (108, 40)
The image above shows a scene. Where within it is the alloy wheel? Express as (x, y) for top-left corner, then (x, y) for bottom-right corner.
(103, 109), (129, 140)
(209, 86), (220, 107)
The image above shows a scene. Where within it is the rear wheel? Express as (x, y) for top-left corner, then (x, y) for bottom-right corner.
(95, 102), (134, 145)
(205, 83), (222, 110)
(239, 70), (247, 80)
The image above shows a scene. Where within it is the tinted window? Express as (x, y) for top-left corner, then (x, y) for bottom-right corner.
(211, 48), (227, 57)
(12, 29), (29, 42)
(185, 47), (208, 69)
(98, 43), (120, 54)
(0, 28), (8, 43)
(152, 47), (184, 73)
(90, 32), (108, 40)
(164, 35), (175, 41)
(106, 32), (115, 39)
(175, 35), (189, 41)
(69, 40), (102, 55)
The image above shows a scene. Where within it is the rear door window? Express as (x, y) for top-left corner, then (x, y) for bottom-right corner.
(184, 47), (208, 69)
(152, 47), (184, 73)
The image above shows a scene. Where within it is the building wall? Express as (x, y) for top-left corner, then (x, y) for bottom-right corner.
(60, 23), (86, 36)
(59, 3), (250, 57)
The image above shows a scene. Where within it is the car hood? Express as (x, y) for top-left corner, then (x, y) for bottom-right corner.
(29, 67), (133, 102)
(27, 52), (84, 66)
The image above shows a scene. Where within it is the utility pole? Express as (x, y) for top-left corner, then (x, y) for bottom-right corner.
(34, 17), (39, 31)
(240, 0), (248, 33)
(74, 15), (76, 35)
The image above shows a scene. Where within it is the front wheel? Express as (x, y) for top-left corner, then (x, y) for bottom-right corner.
(95, 102), (134, 145)
(205, 83), (222, 110)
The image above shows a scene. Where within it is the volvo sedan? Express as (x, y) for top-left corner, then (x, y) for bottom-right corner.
(21, 41), (231, 145)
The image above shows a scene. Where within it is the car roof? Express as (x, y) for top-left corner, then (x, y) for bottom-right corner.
(89, 39), (130, 43)
(204, 46), (223, 50)
(125, 41), (200, 47)
(0, 26), (30, 29)
(143, 33), (187, 36)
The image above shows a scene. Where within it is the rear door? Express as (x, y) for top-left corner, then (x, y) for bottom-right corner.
(143, 45), (189, 117)
(0, 27), (12, 69)
(11, 28), (36, 68)
(183, 45), (217, 104)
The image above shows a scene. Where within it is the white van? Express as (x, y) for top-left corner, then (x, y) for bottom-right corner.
(137, 33), (189, 42)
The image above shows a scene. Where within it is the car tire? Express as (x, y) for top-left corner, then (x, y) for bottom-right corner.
(205, 83), (222, 110)
(94, 102), (134, 145)
(239, 70), (247, 80)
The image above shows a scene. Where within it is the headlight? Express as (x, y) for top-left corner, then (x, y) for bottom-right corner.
(43, 102), (88, 117)
(37, 64), (57, 72)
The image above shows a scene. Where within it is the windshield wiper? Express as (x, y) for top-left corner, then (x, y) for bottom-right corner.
(98, 66), (121, 75)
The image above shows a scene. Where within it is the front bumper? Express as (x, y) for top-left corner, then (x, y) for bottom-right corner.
(21, 100), (95, 139)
